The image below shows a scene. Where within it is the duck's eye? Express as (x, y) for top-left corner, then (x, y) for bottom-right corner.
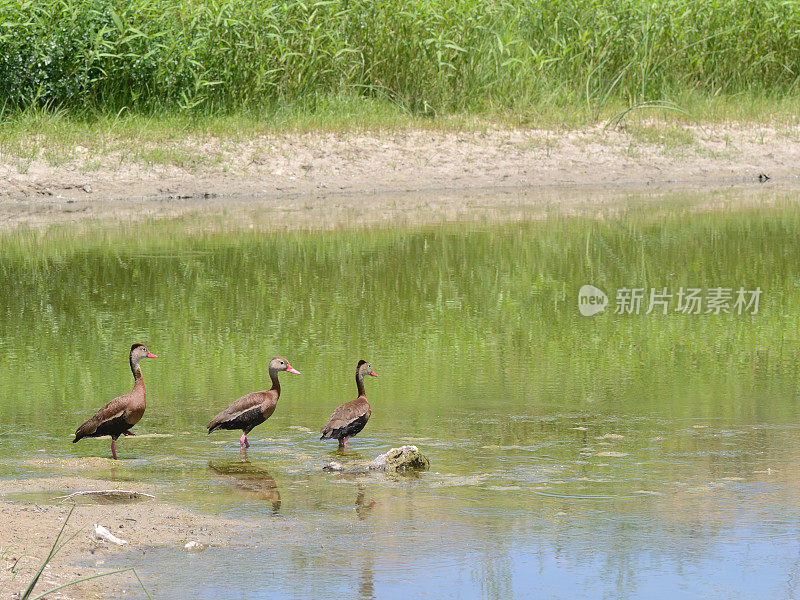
(280, 360), (285, 365)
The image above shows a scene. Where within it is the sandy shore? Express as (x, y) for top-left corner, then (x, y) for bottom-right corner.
(0, 123), (797, 229)
(0, 473), (261, 599)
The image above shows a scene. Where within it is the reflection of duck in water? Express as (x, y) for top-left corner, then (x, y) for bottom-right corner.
(208, 460), (281, 512)
(355, 485), (377, 521)
(359, 553), (375, 600)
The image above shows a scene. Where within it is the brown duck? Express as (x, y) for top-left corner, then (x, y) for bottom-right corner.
(320, 360), (378, 448)
(207, 356), (300, 450)
(73, 343), (158, 459)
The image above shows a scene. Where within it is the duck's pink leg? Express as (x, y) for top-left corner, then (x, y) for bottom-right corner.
(240, 433), (250, 449)
(341, 437), (350, 449)
(122, 430), (135, 436)
(111, 439), (118, 460)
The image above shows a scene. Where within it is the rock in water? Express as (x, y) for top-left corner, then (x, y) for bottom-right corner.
(369, 445), (430, 472)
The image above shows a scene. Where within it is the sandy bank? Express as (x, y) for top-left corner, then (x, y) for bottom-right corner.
(0, 123), (796, 229)
(0, 476), (261, 599)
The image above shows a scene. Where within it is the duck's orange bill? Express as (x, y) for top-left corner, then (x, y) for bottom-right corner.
(287, 365), (301, 374)
(146, 352), (158, 358)
(369, 370), (378, 377)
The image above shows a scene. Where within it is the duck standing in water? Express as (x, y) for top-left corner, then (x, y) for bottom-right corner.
(73, 343), (158, 460)
(207, 356), (300, 451)
(320, 360), (378, 449)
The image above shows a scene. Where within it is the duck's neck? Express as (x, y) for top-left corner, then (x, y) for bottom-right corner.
(269, 368), (281, 393)
(130, 357), (143, 383)
(356, 372), (366, 398)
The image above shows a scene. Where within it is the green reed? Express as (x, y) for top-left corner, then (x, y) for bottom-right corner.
(0, 0), (797, 117)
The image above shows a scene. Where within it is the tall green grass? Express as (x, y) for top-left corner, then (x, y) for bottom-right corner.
(0, 0), (798, 117)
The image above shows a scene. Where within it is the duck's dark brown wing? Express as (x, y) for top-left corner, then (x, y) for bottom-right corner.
(320, 398), (371, 440)
(207, 391), (275, 434)
(73, 394), (132, 442)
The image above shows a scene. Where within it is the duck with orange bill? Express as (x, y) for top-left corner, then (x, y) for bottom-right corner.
(320, 360), (378, 449)
(73, 343), (158, 460)
(207, 356), (300, 451)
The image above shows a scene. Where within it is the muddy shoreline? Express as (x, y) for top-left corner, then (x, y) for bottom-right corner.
(0, 474), (265, 599)
(0, 124), (797, 229)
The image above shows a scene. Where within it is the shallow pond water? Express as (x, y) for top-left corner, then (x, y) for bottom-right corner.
(2, 187), (800, 598)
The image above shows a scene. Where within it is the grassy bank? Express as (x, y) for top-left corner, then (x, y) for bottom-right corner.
(1, 0), (799, 167)
(2, 91), (799, 173)
(1, 0), (799, 118)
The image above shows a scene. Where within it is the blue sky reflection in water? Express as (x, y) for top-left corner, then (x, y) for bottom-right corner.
(2, 190), (800, 599)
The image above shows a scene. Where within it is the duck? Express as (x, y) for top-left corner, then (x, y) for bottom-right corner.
(73, 343), (158, 459)
(320, 360), (378, 449)
(207, 356), (299, 450)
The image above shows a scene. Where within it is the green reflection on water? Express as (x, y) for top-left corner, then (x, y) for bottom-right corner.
(0, 197), (799, 498)
(2, 200), (799, 443)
